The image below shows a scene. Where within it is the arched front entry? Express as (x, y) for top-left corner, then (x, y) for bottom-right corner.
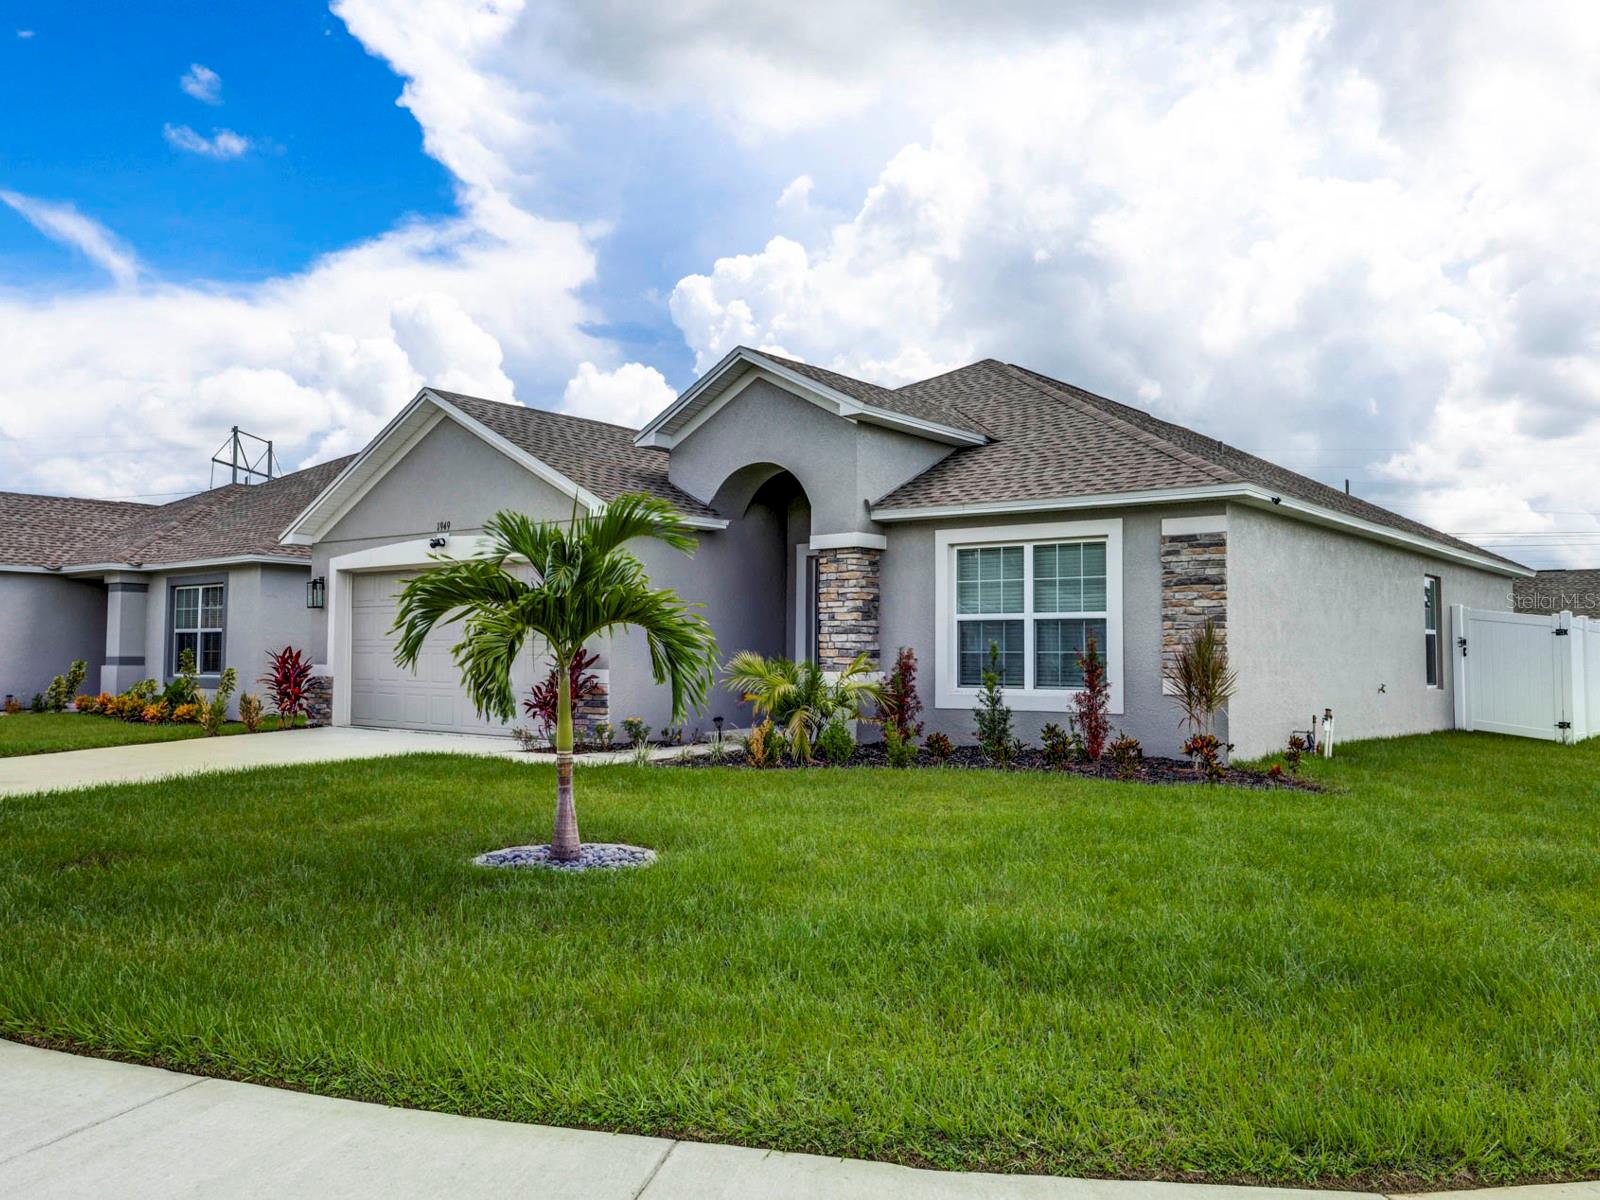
(708, 463), (814, 664)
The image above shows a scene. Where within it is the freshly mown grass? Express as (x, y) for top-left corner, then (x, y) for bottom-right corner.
(0, 712), (301, 757)
(2, 731), (1599, 1187)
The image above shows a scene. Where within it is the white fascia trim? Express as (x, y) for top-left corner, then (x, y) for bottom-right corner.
(0, 564), (54, 574)
(57, 555), (310, 576)
(933, 518), (1124, 715)
(809, 531), (888, 551)
(679, 514), (731, 530)
(1161, 514), (1228, 535)
(1228, 487), (1535, 578)
(636, 348), (986, 450)
(873, 485), (1242, 523)
(874, 483), (1531, 578)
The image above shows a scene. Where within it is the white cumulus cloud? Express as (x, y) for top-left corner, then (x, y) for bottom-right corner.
(180, 63), (222, 104)
(163, 124), (252, 159)
(560, 361), (677, 429)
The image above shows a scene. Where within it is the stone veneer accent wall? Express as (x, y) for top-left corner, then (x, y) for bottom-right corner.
(574, 673), (610, 743)
(305, 675), (333, 727)
(815, 547), (881, 670)
(1161, 531), (1227, 661)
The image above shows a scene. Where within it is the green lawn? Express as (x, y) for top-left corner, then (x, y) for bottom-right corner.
(2, 733), (1599, 1187)
(0, 712), (301, 757)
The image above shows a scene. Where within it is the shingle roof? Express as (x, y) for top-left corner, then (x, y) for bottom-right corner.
(1514, 569), (1600, 618)
(871, 359), (1521, 568)
(434, 391), (720, 519)
(0, 457), (353, 570)
(754, 351), (988, 436)
(0, 493), (154, 568)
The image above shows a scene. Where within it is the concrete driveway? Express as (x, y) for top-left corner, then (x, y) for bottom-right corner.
(0, 725), (669, 797)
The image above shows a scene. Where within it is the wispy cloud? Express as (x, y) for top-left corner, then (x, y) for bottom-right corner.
(163, 123), (251, 159)
(16, 29), (34, 38)
(0, 190), (140, 287)
(180, 63), (221, 104)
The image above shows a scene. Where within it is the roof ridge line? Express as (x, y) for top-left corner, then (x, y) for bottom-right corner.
(995, 363), (1242, 487)
(431, 388), (647, 437)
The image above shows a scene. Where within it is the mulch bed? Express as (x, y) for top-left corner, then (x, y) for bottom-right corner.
(662, 741), (1317, 790)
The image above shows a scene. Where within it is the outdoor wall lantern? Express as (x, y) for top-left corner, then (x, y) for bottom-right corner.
(306, 576), (326, 609)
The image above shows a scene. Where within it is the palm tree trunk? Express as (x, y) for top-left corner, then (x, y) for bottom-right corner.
(550, 649), (582, 860)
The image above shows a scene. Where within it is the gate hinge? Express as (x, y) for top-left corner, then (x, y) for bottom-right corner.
(1457, 636), (1468, 657)
(1557, 721), (1573, 730)
(1554, 627), (1570, 637)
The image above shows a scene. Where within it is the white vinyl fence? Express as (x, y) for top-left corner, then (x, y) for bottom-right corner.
(1452, 605), (1600, 743)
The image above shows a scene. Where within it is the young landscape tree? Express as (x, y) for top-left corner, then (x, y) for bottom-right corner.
(392, 496), (719, 861)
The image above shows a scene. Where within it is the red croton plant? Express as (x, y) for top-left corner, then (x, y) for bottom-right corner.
(260, 646), (313, 730)
(523, 649), (603, 742)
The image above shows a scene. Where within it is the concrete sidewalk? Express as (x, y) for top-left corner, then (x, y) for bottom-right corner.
(0, 724), (689, 797)
(0, 1042), (1573, 1200)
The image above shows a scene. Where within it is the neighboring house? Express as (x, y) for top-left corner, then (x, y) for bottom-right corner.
(3, 348), (1532, 756)
(1514, 570), (1600, 620)
(0, 460), (349, 712)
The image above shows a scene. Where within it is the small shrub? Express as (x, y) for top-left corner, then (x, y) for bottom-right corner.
(44, 675), (69, 712)
(1040, 721), (1085, 769)
(973, 643), (1016, 766)
(743, 718), (776, 768)
(883, 721), (919, 768)
(238, 693), (264, 733)
(924, 731), (954, 765)
(1182, 732), (1231, 784)
(141, 701), (171, 724)
(1268, 763), (1285, 783)
(260, 645), (313, 730)
(1108, 732), (1143, 780)
(622, 717), (650, 747)
(660, 726), (683, 746)
(64, 659), (87, 697)
(199, 668), (238, 736)
(705, 731), (728, 764)
(818, 717), (855, 765)
(510, 726), (545, 752)
(1284, 734), (1307, 776)
(4, 695), (23, 715)
(30, 693), (47, 713)
(73, 693), (96, 712)
(171, 702), (200, 724)
(523, 649), (602, 742)
(164, 648), (200, 709)
(590, 720), (614, 750)
(631, 738), (654, 766)
(1073, 635), (1111, 760)
(879, 646), (924, 741)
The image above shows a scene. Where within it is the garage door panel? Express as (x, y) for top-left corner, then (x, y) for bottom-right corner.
(348, 568), (544, 737)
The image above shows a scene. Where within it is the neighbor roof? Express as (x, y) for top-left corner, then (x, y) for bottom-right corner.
(0, 457), (352, 571)
(433, 391), (720, 519)
(1514, 569), (1600, 619)
(868, 359), (1522, 569)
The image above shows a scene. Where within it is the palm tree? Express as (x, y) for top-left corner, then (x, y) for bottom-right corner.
(722, 651), (882, 762)
(392, 495), (718, 861)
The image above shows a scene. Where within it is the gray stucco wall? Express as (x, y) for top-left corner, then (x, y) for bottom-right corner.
(0, 572), (105, 703)
(666, 378), (952, 534)
(139, 564), (313, 716)
(880, 504), (1189, 756)
(309, 415), (581, 664)
(1226, 503), (1516, 759)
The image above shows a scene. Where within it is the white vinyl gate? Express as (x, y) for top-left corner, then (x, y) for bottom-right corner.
(1452, 605), (1600, 743)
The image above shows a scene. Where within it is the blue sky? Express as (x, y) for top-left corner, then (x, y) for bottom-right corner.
(1, 2), (1598, 564)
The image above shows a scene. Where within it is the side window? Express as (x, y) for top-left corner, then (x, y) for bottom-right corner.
(1424, 575), (1441, 687)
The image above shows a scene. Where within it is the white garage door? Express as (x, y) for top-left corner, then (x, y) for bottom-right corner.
(348, 570), (544, 736)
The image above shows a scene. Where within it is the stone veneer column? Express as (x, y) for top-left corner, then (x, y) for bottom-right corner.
(1160, 529), (1227, 662)
(815, 547), (882, 671)
(304, 675), (333, 726)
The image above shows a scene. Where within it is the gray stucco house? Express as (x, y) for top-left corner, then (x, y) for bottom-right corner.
(1, 348), (1531, 757)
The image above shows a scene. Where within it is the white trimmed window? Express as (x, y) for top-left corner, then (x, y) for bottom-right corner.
(1424, 575), (1441, 688)
(173, 583), (225, 675)
(935, 519), (1122, 712)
